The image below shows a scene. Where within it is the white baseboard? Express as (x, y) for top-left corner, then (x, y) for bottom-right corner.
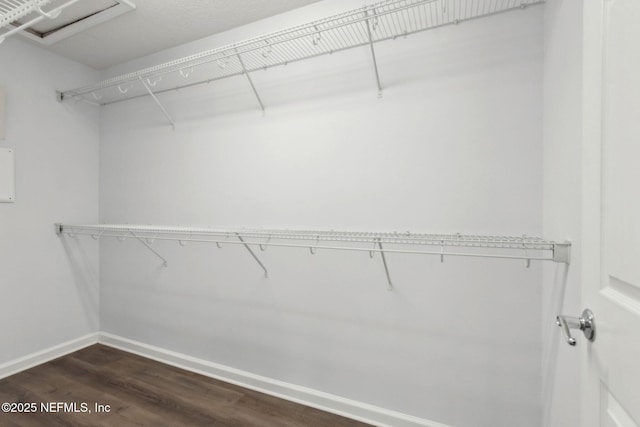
(98, 332), (450, 427)
(0, 333), (99, 379)
(0, 332), (450, 427)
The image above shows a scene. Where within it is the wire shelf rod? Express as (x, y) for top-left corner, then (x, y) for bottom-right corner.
(56, 224), (566, 260)
(59, 0), (544, 101)
(59, 226), (555, 249)
(58, 230), (558, 262)
(59, 225), (553, 243)
(56, 223), (570, 288)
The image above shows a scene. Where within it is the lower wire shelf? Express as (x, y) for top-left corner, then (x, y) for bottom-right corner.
(55, 223), (571, 289)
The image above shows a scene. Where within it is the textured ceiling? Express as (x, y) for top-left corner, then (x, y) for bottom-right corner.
(41, 0), (322, 70)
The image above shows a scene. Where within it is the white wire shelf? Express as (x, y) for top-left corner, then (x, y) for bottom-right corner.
(1, 0), (50, 28)
(55, 223), (571, 289)
(57, 0), (545, 124)
(0, 0), (82, 44)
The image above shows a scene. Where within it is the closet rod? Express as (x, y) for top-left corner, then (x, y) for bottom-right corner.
(56, 223), (570, 289)
(58, 0), (546, 107)
(57, 233), (562, 261)
(55, 224), (571, 264)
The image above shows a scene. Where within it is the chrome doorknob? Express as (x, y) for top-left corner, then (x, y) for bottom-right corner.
(556, 309), (595, 346)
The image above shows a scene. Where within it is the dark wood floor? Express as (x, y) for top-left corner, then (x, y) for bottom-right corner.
(0, 345), (372, 427)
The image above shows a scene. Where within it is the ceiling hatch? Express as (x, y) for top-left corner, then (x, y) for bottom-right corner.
(13, 0), (135, 46)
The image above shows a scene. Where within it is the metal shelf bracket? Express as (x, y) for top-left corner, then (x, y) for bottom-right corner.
(376, 237), (393, 290)
(364, 7), (383, 97)
(237, 50), (265, 113)
(131, 231), (168, 267)
(237, 233), (269, 278)
(139, 76), (175, 130)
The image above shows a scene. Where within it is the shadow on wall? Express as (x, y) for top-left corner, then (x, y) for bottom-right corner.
(374, 25), (541, 89)
(542, 262), (570, 427)
(59, 236), (99, 329)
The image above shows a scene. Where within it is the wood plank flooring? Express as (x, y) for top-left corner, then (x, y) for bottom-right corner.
(0, 345), (372, 427)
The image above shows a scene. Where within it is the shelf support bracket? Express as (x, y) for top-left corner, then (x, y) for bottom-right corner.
(131, 231), (168, 267)
(237, 233), (268, 278)
(364, 8), (383, 97)
(376, 238), (393, 291)
(236, 51), (266, 113)
(139, 76), (175, 130)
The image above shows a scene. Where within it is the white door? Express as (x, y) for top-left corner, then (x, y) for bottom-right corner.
(581, 0), (640, 426)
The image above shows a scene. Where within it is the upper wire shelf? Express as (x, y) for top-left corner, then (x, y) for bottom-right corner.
(0, 0), (82, 44)
(58, 0), (545, 110)
(1, 0), (50, 29)
(56, 224), (570, 290)
(58, 223), (558, 250)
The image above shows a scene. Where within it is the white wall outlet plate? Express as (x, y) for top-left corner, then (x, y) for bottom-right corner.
(0, 147), (15, 203)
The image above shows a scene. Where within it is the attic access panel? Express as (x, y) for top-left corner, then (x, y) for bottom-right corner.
(11, 0), (135, 46)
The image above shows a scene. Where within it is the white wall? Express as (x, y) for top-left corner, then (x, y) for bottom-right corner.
(97, 2), (544, 426)
(0, 39), (100, 363)
(541, 1), (583, 426)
